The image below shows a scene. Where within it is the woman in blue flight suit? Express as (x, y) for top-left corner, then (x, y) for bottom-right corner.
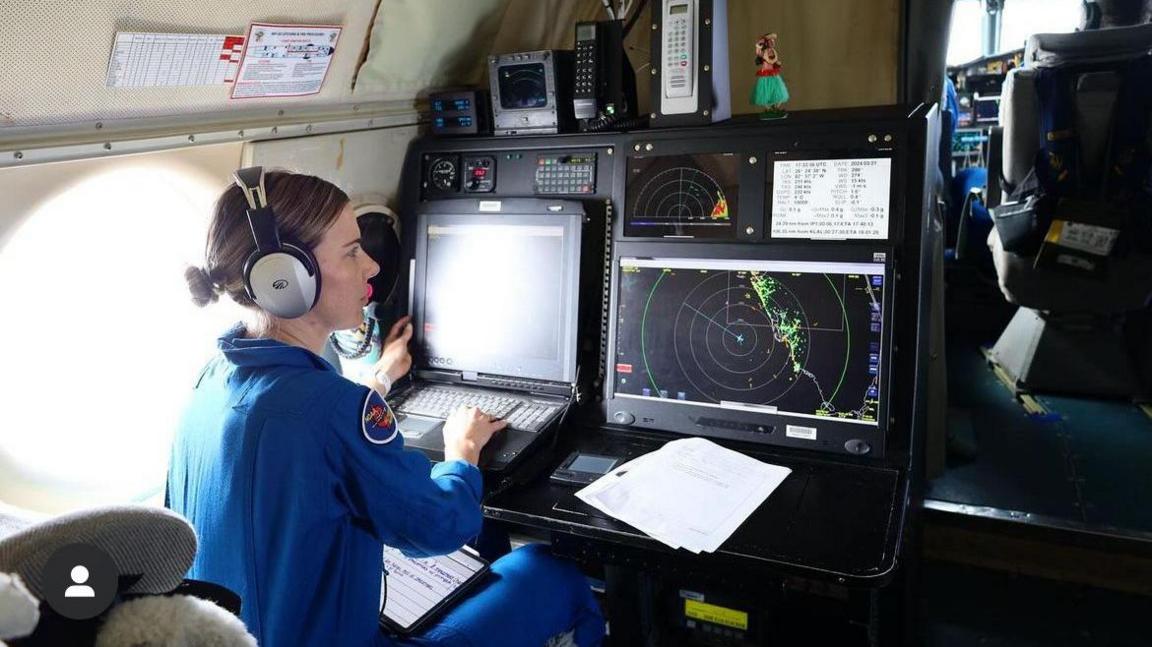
(170, 170), (605, 646)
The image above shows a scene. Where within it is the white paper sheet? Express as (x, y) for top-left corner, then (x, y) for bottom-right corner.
(231, 23), (342, 99)
(576, 438), (791, 553)
(106, 32), (244, 87)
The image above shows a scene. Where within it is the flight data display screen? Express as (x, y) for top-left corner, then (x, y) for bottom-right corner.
(612, 257), (886, 424)
(625, 153), (740, 238)
(421, 219), (573, 380)
(770, 157), (892, 240)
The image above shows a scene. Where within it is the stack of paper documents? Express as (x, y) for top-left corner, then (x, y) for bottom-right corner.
(576, 437), (792, 553)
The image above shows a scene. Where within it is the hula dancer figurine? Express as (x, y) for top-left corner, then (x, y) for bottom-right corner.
(752, 33), (789, 119)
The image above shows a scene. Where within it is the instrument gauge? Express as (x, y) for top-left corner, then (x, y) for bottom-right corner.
(429, 158), (459, 192)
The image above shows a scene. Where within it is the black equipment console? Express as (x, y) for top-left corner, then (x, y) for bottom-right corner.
(400, 106), (938, 645)
(402, 105), (934, 461)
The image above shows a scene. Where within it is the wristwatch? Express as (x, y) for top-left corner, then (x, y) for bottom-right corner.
(373, 369), (393, 395)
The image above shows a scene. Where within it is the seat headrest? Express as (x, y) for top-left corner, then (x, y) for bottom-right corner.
(1026, 23), (1152, 68)
(0, 505), (196, 599)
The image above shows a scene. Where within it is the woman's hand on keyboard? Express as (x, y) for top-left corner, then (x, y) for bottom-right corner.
(443, 406), (509, 466)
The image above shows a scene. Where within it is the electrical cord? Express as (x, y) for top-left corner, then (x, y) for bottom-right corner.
(329, 314), (378, 359)
(622, 0), (649, 37)
(582, 113), (649, 132)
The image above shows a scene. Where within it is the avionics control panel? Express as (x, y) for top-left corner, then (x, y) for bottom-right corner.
(534, 153), (597, 195)
(419, 147), (609, 201)
(403, 105), (933, 460)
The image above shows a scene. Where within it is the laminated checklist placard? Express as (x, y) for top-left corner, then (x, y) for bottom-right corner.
(231, 23), (342, 99)
(379, 545), (489, 635)
(106, 32), (244, 87)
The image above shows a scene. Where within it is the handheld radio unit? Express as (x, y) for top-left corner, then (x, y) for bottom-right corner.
(573, 20), (638, 131)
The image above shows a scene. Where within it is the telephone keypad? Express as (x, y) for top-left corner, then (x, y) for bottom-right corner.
(576, 40), (596, 97)
(666, 11), (692, 96)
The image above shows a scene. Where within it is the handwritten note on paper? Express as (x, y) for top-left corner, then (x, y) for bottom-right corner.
(771, 158), (892, 240)
(380, 546), (485, 628)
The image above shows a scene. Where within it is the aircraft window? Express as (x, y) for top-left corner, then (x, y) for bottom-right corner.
(949, 0), (1084, 66)
(999, 0), (1082, 52)
(947, 0), (986, 66)
(0, 165), (241, 511)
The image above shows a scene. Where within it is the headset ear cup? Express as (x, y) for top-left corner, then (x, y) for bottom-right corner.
(242, 249), (262, 303)
(244, 246), (319, 319)
(281, 242), (321, 310)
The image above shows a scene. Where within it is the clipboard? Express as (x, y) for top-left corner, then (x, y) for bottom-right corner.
(378, 545), (491, 636)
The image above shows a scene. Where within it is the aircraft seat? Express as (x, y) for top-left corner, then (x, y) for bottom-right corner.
(986, 23), (1152, 397)
(0, 503), (250, 645)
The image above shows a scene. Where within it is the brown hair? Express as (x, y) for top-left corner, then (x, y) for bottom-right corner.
(185, 171), (349, 308)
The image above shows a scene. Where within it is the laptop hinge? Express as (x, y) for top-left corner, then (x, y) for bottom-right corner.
(472, 373), (573, 398)
(414, 369), (462, 383)
(411, 369), (575, 399)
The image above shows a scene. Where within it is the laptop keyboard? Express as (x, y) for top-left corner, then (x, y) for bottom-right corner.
(393, 386), (562, 433)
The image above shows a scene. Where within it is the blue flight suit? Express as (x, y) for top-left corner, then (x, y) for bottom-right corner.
(167, 325), (604, 646)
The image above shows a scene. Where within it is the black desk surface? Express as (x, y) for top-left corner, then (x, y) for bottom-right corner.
(484, 426), (908, 585)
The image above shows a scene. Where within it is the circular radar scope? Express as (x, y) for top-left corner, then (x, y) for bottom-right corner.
(671, 271), (812, 403)
(631, 167), (731, 226)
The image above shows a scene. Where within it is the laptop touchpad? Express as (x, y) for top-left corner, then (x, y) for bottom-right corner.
(397, 415), (442, 439)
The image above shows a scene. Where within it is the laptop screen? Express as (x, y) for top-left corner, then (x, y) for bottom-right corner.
(412, 203), (582, 383)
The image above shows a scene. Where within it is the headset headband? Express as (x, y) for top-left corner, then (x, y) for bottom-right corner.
(233, 166), (283, 254)
(233, 166), (267, 209)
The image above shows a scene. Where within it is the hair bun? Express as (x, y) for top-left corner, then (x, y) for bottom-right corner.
(185, 265), (221, 307)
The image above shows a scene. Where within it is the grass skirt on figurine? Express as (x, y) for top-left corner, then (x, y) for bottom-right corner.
(751, 75), (789, 106)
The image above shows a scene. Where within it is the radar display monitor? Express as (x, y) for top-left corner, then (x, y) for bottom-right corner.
(611, 256), (887, 431)
(497, 63), (548, 109)
(625, 153), (740, 238)
(412, 202), (581, 383)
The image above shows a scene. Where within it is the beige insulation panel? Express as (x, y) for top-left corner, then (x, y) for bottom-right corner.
(355, 0), (900, 112)
(2, 0), (900, 133)
(0, 0), (379, 129)
(243, 125), (421, 208)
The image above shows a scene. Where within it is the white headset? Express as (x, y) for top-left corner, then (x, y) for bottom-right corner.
(233, 166), (321, 319)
